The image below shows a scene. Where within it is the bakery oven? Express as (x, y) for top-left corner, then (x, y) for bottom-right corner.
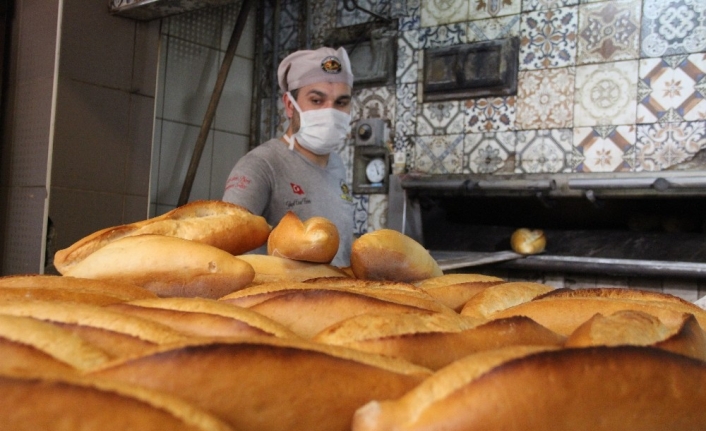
(392, 171), (706, 280)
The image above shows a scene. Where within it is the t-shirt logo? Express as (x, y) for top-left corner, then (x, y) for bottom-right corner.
(290, 183), (305, 195)
(225, 175), (251, 191)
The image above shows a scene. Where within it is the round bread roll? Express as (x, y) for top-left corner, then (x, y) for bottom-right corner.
(510, 228), (546, 255)
(267, 211), (339, 263)
(350, 229), (443, 282)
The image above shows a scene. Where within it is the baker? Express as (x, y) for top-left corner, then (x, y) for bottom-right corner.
(222, 46), (355, 267)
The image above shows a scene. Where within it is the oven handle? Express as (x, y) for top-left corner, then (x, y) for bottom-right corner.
(568, 176), (706, 191)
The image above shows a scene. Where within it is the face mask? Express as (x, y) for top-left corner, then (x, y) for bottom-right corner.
(283, 91), (351, 155)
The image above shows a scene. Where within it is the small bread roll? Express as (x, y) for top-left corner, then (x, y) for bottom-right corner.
(510, 228), (546, 255)
(268, 211), (339, 263)
(351, 229), (443, 282)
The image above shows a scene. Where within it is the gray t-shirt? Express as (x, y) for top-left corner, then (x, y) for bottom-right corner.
(222, 138), (354, 267)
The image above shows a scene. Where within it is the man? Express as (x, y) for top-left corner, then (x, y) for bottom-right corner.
(223, 46), (355, 267)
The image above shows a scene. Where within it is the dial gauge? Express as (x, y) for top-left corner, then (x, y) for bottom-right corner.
(365, 157), (386, 183)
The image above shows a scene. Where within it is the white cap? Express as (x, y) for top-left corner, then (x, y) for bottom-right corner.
(277, 46), (354, 92)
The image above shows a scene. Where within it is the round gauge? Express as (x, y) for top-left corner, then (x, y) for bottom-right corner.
(365, 157), (386, 183)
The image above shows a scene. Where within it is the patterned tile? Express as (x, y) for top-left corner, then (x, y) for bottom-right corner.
(577, 0), (641, 65)
(516, 129), (573, 173)
(279, 0), (301, 28)
(399, 0), (421, 30)
(464, 96), (516, 132)
(395, 84), (417, 136)
(352, 194), (369, 237)
(467, 15), (521, 42)
(351, 86), (396, 123)
(573, 126), (635, 172)
(413, 134), (465, 174)
(519, 7), (578, 70)
(419, 23), (467, 49)
(641, 0), (706, 58)
(421, 0), (468, 27)
(469, 0), (522, 20)
(634, 121), (706, 171)
(522, 0), (578, 12)
(638, 54), (706, 124)
(337, 0), (390, 27)
(516, 68), (575, 130)
(463, 132), (517, 174)
(336, 142), (355, 184)
(367, 194), (389, 231)
(416, 100), (465, 135)
(309, 0), (337, 47)
(574, 60), (638, 127)
(278, 25), (300, 52)
(393, 135), (415, 173)
(397, 29), (420, 84)
(259, 97), (287, 143)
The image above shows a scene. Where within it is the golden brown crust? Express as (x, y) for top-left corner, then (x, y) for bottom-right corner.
(0, 275), (158, 302)
(460, 281), (554, 319)
(537, 287), (701, 309)
(565, 310), (674, 348)
(234, 254), (348, 285)
(54, 200), (271, 274)
(350, 230), (443, 282)
(267, 211), (339, 263)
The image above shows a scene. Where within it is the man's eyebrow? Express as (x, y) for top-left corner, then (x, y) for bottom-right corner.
(336, 94), (352, 102)
(305, 89), (327, 98)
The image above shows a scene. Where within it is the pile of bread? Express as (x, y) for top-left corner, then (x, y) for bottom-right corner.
(2, 200), (706, 430)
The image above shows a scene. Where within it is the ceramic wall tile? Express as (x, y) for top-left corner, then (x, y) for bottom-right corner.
(338, 0), (391, 27)
(259, 97), (287, 143)
(638, 54), (706, 124)
(221, 2), (255, 59)
(413, 134), (465, 174)
(367, 194), (389, 231)
(522, 0), (578, 12)
(337, 143), (355, 185)
(280, 0), (301, 28)
(519, 7), (578, 70)
(310, 0), (337, 47)
(641, 0), (706, 58)
(166, 6), (222, 49)
(467, 15), (521, 42)
(515, 129), (573, 173)
(353, 194), (369, 236)
(469, 0), (522, 20)
(420, 23), (467, 49)
(516, 68), (575, 130)
(464, 96), (516, 132)
(397, 29), (420, 84)
(421, 0), (468, 27)
(351, 86), (397, 124)
(393, 135), (415, 172)
(417, 100), (465, 135)
(395, 84), (417, 137)
(574, 60), (638, 127)
(577, 0), (641, 65)
(463, 132), (517, 174)
(573, 125), (635, 172)
(634, 121), (706, 171)
(399, 0), (421, 30)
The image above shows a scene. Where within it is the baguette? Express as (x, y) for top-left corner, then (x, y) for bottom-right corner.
(235, 254), (348, 285)
(267, 211), (339, 263)
(460, 281), (554, 319)
(414, 274), (505, 311)
(62, 234), (255, 299)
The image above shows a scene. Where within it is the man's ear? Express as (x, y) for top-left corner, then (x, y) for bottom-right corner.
(282, 92), (295, 119)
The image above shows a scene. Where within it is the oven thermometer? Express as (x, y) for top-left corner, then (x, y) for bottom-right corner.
(365, 157), (386, 184)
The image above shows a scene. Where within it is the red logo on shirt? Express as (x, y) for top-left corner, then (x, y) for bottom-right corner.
(225, 175), (251, 191)
(290, 183), (305, 195)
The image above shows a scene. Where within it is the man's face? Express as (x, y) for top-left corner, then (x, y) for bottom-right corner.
(287, 82), (352, 133)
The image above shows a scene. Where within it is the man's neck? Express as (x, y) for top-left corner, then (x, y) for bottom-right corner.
(281, 133), (330, 168)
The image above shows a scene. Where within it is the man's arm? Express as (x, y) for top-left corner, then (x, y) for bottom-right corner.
(222, 153), (272, 217)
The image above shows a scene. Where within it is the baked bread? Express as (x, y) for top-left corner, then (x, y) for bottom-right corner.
(62, 234), (255, 299)
(106, 297), (299, 339)
(54, 200), (270, 274)
(313, 313), (565, 370)
(414, 274), (505, 311)
(350, 229), (443, 282)
(267, 211), (339, 263)
(352, 345), (706, 431)
(0, 372), (235, 431)
(460, 281), (554, 319)
(89, 336), (432, 431)
(510, 228), (546, 254)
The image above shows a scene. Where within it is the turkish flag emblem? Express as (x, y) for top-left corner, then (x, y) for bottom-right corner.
(290, 183), (305, 195)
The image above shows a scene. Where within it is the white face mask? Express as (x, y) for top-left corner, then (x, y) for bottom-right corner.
(283, 91), (352, 155)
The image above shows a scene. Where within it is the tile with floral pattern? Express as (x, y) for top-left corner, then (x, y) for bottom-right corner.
(309, 0), (337, 47)
(573, 126), (635, 172)
(419, 23), (467, 49)
(351, 86), (396, 124)
(469, 0), (521, 20)
(417, 100), (465, 135)
(463, 132), (517, 174)
(467, 15), (521, 42)
(515, 129), (573, 173)
(520, 7), (578, 70)
(641, 0), (706, 58)
(352, 194), (369, 237)
(395, 84), (417, 137)
(464, 96), (516, 132)
(337, 0), (380, 27)
(634, 121), (706, 171)
(367, 194), (389, 231)
(397, 30), (420, 84)
(421, 0), (469, 27)
(638, 54), (706, 124)
(522, 0), (578, 12)
(516, 68), (575, 130)
(577, 0), (641, 65)
(399, 0), (422, 30)
(394, 135), (416, 172)
(413, 134), (465, 174)
(574, 61), (638, 127)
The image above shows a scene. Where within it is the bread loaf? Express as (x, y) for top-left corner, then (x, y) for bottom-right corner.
(267, 211), (339, 263)
(414, 274), (505, 311)
(350, 229), (443, 282)
(460, 281), (554, 319)
(234, 254), (348, 285)
(54, 200), (271, 274)
(62, 234), (255, 299)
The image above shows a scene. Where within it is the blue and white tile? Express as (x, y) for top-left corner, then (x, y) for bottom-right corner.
(309, 0), (337, 47)
(519, 6), (578, 70)
(393, 135), (415, 173)
(522, 0), (578, 12)
(337, 0), (390, 27)
(634, 121), (706, 171)
(463, 132), (517, 174)
(397, 29), (420, 84)
(421, 0), (468, 27)
(399, 0), (421, 30)
(515, 129), (573, 173)
(420, 23), (467, 49)
(351, 86), (396, 123)
(367, 194), (389, 231)
(574, 60), (638, 127)
(464, 96), (516, 133)
(641, 0), (706, 58)
(467, 15), (521, 42)
(577, 0), (641, 65)
(395, 84), (417, 137)
(352, 194), (369, 237)
(413, 134), (465, 174)
(469, 0), (522, 20)
(573, 126), (635, 172)
(417, 100), (465, 136)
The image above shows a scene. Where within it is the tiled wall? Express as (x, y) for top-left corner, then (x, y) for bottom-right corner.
(150, 1), (255, 216)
